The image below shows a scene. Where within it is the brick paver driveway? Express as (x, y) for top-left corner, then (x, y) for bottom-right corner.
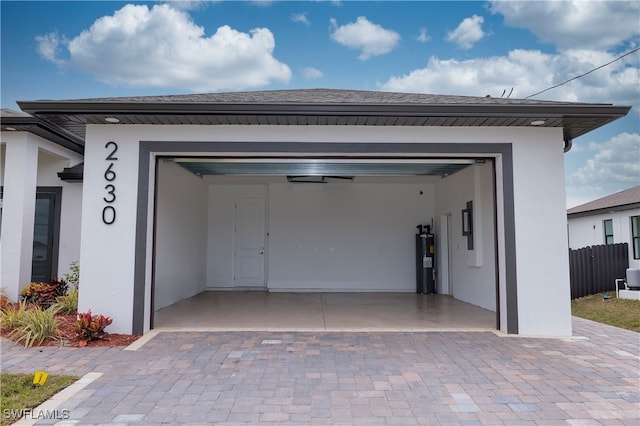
(1, 317), (638, 425)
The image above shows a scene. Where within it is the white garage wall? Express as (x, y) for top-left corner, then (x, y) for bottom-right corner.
(435, 162), (496, 311)
(206, 182), (433, 291)
(206, 184), (267, 288)
(79, 126), (142, 333)
(268, 182), (435, 291)
(78, 124), (572, 335)
(154, 161), (208, 309)
(511, 129), (572, 336)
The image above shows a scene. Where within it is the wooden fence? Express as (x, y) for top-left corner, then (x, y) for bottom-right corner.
(569, 243), (629, 299)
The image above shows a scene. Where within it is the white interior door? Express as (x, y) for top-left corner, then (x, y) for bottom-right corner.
(234, 198), (266, 288)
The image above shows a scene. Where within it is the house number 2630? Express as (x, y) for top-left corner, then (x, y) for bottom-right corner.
(102, 141), (118, 225)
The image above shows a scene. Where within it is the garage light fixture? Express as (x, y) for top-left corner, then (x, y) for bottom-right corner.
(530, 120), (545, 126)
(287, 176), (354, 183)
(104, 117), (120, 123)
(173, 158), (476, 178)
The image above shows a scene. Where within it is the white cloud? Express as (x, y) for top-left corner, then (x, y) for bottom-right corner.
(302, 67), (323, 79)
(291, 13), (310, 25)
(35, 32), (67, 65)
(37, 3), (291, 92)
(330, 16), (400, 60)
(446, 15), (485, 50)
(570, 133), (640, 185)
(379, 49), (639, 110)
(380, 49), (554, 98)
(417, 28), (430, 43)
(490, 0), (640, 50)
(567, 132), (640, 205)
(165, 1), (206, 11)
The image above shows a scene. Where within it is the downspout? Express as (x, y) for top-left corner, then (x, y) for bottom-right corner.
(563, 137), (573, 153)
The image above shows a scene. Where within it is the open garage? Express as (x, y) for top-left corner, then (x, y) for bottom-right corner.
(4, 88), (629, 336)
(152, 155), (498, 330)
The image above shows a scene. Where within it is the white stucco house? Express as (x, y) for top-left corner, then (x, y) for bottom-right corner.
(0, 89), (631, 337)
(568, 185), (640, 268)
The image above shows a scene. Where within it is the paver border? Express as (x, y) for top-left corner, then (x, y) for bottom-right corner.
(11, 372), (102, 426)
(124, 326), (591, 351)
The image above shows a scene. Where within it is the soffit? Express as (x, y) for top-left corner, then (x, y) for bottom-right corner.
(15, 89), (631, 151)
(0, 109), (84, 153)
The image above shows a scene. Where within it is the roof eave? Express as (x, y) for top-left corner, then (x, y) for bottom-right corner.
(17, 99), (632, 117)
(16, 99), (631, 144)
(1, 115), (85, 154)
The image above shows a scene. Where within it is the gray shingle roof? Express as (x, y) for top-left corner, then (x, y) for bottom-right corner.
(567, 185), (640, 215)
(0, 108), (32, 118)
(57, 88), (590, 106)
(11, 88), (631, 151)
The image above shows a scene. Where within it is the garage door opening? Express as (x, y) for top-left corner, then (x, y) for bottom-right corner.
(150, 155), (499, 331)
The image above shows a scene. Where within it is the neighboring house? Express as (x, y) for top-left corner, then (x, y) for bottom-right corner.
(0, 89), (631, 337)
(567, 186), (640, 268)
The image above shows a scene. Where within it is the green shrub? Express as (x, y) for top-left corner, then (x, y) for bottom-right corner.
(63, 261), (80, 290)
(10, 307), (59, 347)
(20, 279), (68, 309)
(0, 301), (29, 330)
(75, 310), (112, 343)
(50, 287), (78, 315)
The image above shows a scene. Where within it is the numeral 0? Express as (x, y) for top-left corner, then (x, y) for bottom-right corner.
(102, 206), (116, 225)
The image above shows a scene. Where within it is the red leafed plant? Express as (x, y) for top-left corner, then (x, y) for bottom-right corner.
(21, 278), (68, 309)
(75, 310), (113, 346)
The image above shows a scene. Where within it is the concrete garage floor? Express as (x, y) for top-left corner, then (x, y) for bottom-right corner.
(153, 292), (496, 331)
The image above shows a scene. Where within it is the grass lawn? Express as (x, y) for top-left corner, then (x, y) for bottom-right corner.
(0, 373), (78, 426)
(572, 292), (640, 332)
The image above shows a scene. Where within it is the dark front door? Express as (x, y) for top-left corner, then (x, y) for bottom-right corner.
(31, 188), (62, 283)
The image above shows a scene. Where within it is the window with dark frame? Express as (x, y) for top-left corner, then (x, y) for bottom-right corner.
(31, 188), (62, 283)
(603, 219), (614, 245)
(632, 216), (640, 260)
(461, 200), (473, 250)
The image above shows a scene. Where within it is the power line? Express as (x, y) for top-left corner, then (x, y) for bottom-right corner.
(525, 47), (640, 99)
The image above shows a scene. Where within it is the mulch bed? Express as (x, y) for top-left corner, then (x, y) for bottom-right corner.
(1, 313), (141, 348)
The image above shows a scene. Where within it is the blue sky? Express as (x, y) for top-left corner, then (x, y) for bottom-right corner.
(1, 0), (639, 207)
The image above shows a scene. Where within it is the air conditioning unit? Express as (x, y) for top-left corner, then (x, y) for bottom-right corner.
(626, 268), (640, 290)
